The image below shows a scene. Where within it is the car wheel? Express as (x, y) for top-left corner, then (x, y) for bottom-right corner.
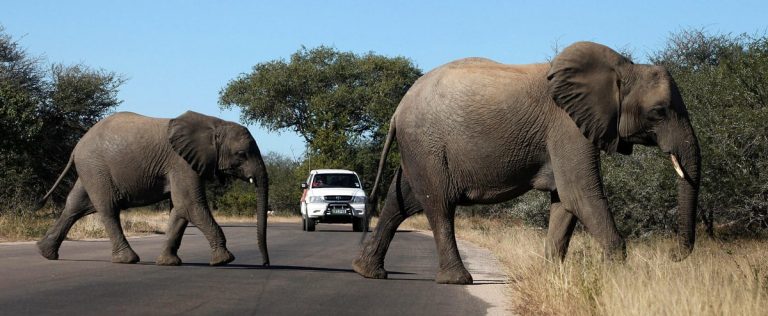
(306, 218), (316, 232)
(352, 217), (362, 232)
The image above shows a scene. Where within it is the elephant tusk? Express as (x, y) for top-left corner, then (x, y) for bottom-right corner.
(249, 177), (254, 184)
(670, 154), (684, 179)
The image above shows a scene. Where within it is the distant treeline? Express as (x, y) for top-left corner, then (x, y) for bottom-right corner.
(2, 27), (765, 237)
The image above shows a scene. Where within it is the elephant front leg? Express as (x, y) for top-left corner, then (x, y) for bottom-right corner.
(575, 198), (627, 261)
(184, 205), (234, 266)
(550, 139), (626, 262)
(558, 187), (626, 261)
(170, 177), (234, 266)
(156, 209), (187, 266)
(545, 192), (578, 262)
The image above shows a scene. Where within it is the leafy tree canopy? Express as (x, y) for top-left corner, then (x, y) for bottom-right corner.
(219, 46), (422, 190)
(220, 46), (421, 145)
(0, 27), (124, 211)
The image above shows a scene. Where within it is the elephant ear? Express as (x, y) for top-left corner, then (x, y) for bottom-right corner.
(546, 41), (631, 153)
(168, 111), (222, 177)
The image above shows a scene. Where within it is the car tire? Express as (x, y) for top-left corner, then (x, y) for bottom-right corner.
(352, 217), (363, 232)
(306, 218), (316, 232)
(302, 215), (307, 231)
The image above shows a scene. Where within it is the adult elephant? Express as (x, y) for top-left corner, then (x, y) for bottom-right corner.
(36, 111), (270, 267)
(353, 41), (701, 284)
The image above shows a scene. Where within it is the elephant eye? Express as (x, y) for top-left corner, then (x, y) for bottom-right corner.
(647, 106), (667, 121)
(235, 151), (247, 159)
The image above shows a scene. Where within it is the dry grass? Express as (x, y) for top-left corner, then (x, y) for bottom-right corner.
(399, 215), (768, 316)
(0, 213), (52, 242)
(0, 209), (168, 242)
(0, 209), (293, 242)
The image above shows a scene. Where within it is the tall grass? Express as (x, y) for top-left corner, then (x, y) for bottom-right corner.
(400, 215), (767, 315)
(0, 209), (167, 242)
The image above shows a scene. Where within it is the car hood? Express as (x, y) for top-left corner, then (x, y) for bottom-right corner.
(308, 187), (366, 197)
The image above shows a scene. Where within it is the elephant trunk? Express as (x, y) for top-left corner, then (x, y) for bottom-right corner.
(659, 116), (701, 261)
(254, 169), (270, 266)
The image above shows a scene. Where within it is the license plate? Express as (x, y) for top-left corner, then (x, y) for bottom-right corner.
(331, 209), (347, 215)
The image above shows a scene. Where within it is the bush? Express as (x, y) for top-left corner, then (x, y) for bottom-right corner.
(0, 27), (123, 214)
(215, 181), (259, 217)
(601, 147), (677, 237)
(207, 152), (304, 216)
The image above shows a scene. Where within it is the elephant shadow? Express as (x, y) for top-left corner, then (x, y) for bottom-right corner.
(146, 262), (417, 276)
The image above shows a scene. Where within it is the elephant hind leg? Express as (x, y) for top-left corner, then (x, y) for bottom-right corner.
(37, 179), (95, 260)
(99, 207), (140, 264)
(353, 168), (423, 279)
(422, 197), (472, 284)
(82, 184), (139, 264)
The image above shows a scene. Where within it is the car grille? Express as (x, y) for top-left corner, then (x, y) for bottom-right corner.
(324, 195), (352, 202)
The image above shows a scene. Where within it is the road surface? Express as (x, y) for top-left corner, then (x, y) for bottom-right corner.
(0, 222), (508, 315)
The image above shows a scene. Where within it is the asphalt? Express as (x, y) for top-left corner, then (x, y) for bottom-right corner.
(0, 222), (508, 315)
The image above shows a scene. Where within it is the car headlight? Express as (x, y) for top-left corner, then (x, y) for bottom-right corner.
(308, 196), (324, 203)
(352, 195), (366, 203)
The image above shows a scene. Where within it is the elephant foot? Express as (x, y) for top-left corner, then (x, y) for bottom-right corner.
(436, 266), (473, 285)
(603, 241), (627, 262)
(352, 257), (388, 279)
(544, 245), (567, 263)
(155, 253), (182, 266)
(668, 244), (693, 262)
(36, 238), (60, 260)
(112, 249), (140, 264)
(210, 248), (235, 266)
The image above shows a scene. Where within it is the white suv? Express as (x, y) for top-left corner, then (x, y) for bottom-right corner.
(300, 169), (367, 231)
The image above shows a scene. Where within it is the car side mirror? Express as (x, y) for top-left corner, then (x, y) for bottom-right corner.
(300, 183), (308, 189)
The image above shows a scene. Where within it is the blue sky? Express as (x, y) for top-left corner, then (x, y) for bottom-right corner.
(2, 1), (766, 158)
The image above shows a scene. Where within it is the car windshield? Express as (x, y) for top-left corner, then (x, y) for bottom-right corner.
(311, 174), (360, 188)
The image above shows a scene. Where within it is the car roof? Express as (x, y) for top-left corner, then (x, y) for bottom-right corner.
(310, 169), (357, 175)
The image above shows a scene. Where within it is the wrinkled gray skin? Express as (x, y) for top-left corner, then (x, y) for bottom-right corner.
(353, 42), (701, 284)
(36, 111), (270, 266)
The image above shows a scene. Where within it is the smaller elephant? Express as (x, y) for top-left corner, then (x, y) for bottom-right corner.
(36, 111), (270, 266)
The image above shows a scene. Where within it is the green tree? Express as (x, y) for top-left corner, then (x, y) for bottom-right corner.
(219, 46), (421, 191)
(0, 27), (124, 212)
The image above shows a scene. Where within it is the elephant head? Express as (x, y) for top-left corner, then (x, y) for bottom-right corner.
(168, 111), (270, 266)
(547, 42), (701, 260)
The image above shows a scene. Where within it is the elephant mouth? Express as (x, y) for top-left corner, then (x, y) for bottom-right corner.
(621, 131), (657, 147)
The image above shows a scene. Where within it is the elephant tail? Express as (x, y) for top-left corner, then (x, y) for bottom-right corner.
(34, 154), (75, 211)
(362, 115), (397, 242)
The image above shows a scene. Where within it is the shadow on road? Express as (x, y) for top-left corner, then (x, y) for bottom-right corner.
(149, 262), (415, 276)
(56, 259), (414, 276)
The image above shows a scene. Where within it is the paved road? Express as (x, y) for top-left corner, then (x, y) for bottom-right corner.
(0, 222), (507, 315)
